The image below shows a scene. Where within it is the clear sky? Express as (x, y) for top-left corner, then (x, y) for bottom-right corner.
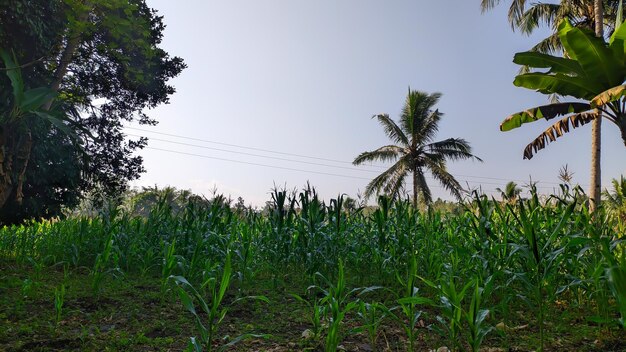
(130, 0), (626, 207)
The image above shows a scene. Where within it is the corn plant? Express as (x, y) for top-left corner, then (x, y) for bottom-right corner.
(290, 292), (324, 342)
(54, 283), (65, 324)
(354, 301), (387, 350)
(381, 256), (434, 351)
(91, 231), (116, 296)
(464, 280), (493, 352)
(421, 274), (473, 352)
(161, 239), (183, 294)
(171, 250), (269, 352)
(310, 260), (361, 352)
(506, 197), (575, 351)
(598, 233), (626, 328)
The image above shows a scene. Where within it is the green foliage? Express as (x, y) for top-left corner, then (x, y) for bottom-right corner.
(54, 283), (65, 324)
(603, 176), (626, 221)
(171, 250), (270, 352)
(0, 185), (624, 349)
(502, 18), (626, 159)
(0, 0), (186, 222)
(353, 89), (481, 205)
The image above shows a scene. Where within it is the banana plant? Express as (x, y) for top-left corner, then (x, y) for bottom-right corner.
(500, 18), (626, 159)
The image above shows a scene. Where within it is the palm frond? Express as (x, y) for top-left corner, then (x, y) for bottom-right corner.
(529, 32), (562, 55)
(401, 90), (442, 144)
(414, 168), (432, 204)
(523, 111), (598, 159)
(363, 157), (409, 200)
(518, 3), (561, 35)
(480, 0), (502, 13)
(417, 109), (443, 145)
(383, 164), (408, 202)
(426, 138), (483, 162)
(423, 156), (464, 201)
(373, 114), (409, 146)
(508, 0), (529, 30)
(353, 145), (405, 165)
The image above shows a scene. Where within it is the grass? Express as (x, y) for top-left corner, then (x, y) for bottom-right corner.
(0, 186), (624, 351)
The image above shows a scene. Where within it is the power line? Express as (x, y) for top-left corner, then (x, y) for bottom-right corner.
(137, 134), (560, 189)
(128, 126), (359, 165)
(129, 126), (584, 188)
(143, 146), (556, 191)
(145, 147), (373, 181)
(127, 133), (382, 173)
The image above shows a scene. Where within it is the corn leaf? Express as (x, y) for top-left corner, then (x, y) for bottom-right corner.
(177, 286), (197, 316)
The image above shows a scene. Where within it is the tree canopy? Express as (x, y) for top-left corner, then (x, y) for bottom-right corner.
(0, 0), (185, 223)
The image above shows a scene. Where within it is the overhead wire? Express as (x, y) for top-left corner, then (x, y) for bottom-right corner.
(144, 147), (515, 193)
(143, 145), (557, 192)
(127, 126), (585, 186)
(136, 133), (558, 188)
(127, 133), (382, 173)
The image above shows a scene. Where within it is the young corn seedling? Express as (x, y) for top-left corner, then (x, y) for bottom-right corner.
(354, 301), (387, 351)
(290, 292), (324, 342)
(311, 260), (361, 352)
(171, 250), (269, 352)
(464, 280), (493, 352)
(381, 255), (434, 351)
(54, 283), (65, 324)
(421, 274), (473, 352)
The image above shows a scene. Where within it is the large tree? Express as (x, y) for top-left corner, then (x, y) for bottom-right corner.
(0, 0), (185, 222)
(480, 0), (621, 53)
(353, 89), (482, 206)
(481, 0), (619, 211)
(500, 18), (626, 204)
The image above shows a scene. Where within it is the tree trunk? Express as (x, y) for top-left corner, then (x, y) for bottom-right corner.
(14, 132), (32, 204)
(589, 0), (604, 212)
(0, 127), (13, 208)
(413, 167), (418, 208)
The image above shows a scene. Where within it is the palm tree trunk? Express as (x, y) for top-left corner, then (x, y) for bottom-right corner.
(589, 0), (604, 212)
(413, 167), (418, 207)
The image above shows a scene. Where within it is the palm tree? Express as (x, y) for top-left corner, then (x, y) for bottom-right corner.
(603, 176), (626, 220)
(496, 181), (522, 203)
(480, 0), (621, 54)
(353, 89), (482, 207)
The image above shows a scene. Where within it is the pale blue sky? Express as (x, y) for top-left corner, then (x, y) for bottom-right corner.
(130, 0), (626, 206)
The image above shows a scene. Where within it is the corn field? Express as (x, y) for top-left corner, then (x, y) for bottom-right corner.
(0, 186), (624, 351)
